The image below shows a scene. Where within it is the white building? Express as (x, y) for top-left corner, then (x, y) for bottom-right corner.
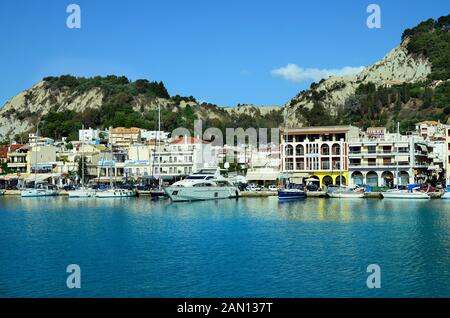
(281, 125), (360, 187)
(153, 137), (216, 180)
(79, 128), (108, 142)
(348, 132), (433, 187)
(141, 130), (169, 142)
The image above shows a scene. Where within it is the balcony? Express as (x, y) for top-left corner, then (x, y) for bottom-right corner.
(349, 163), (411, 169)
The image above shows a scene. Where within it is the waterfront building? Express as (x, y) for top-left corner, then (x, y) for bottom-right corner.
(416, 121), (442, 139)
(6, 144), (28, 173)
(245, 143), (281, 186)
(348, 130), (434, 187)
(55, 143), (108, 185)
(110, 127), (141, 148)
(153, 136), (216, 181)
(125, 144), (154, 179)
(79, 127), (108, 142)
(0, 145), (9, 164)
(28, 133), (54, 146)
(446, 125), (450, 185)
(140, 130), (170, 142)
(281, 125), (360, 187)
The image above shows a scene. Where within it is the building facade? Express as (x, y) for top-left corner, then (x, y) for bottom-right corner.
(348, 130), (434, 188)
(110, 127), (141, 148)
(281, 126), (360, 187)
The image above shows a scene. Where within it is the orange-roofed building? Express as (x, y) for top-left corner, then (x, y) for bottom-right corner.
(110, 127), (142, 147)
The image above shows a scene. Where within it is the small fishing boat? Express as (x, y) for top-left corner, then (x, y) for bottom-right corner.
(278, 184), (306, 200)
(328, 185), (365, 199)
(381, 188), (430, 199)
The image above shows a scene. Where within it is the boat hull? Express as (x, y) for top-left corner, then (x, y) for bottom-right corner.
(381, 191), (430, 199)
(164, 186), (239, 202)
(328, 192), (365, 199)
(95, 189), (136, 198)
(441, 192), (450, 199)
(278, 190), (306, 200)
(21, 189), (58, 197)
(68, 189), (96, 198)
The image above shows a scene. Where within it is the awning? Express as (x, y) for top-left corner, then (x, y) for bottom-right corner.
(246, 171), (278, 181)
(31, 164), (53, 169)
(395, 156), (409, 162)
(24, 174), (53, 183)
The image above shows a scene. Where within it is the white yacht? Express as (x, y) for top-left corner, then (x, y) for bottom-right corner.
(68, 187), (96, 198)
(164, 168), (240, 202)
(381, 188), (430, 199)
(21, 183), (58, 197)
(96, 188), (136, 198)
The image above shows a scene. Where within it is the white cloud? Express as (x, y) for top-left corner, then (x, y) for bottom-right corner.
(271, 64), (365, 83)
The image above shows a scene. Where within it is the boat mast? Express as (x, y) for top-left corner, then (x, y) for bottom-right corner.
(283, 107), (288, 188)
(339, 142), (342, 188)
(33, 125), (39, 189)
(81, 124), (85, 188)
(157, 100), (161, 190)
(396, 122), (400, 188)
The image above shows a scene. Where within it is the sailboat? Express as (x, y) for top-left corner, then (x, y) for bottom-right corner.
(21, 126), (58, 197)
(328, 147), (364, 199)
(381, 123), (429, 200)
(68, 126), (96, 198)
(95, 141), (135, 198)
(150, 100), (166, 199)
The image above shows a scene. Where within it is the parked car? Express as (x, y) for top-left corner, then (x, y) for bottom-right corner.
(63, 185), (76, 191)
(246, 184), (261, 192)
(268, 185), (278, 192)
(306, 184), (320, 192)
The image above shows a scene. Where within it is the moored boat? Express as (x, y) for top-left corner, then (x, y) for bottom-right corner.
(278, 188), (306, 200)
(441, 187), (450, 199)
(21, 184), (58, 197)
(381, 188), (430, 199)
(68, 187), (96, 198)
(95, 188), (136, 198)
(164, 168), (239, 202)
(327, 185), (365, 199)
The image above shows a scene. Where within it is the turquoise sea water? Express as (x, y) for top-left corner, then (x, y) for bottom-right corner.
(0, 196), (449, 298)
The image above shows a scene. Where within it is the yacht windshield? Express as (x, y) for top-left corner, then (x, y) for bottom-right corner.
(185, 176), (208, 180)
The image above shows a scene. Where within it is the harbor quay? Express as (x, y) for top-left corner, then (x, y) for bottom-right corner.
(1, 121), (450, 197)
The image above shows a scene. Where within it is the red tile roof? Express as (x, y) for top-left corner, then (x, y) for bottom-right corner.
(170, 137), (208, 144)
(0, 146), (8, 158)
(9, 144), (25, 152)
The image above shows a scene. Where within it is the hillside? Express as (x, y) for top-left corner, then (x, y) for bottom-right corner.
(0, 76), (283, 142)
(0, 14), (448, 142)
(286, 14), (450, 130)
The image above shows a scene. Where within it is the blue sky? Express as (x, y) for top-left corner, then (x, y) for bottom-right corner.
(0, 0), (448, 107)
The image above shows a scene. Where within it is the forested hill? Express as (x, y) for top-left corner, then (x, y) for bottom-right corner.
(285, 14), (450, 131)
(0, 75), (283, 142)
(0, 14), (449, 142)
